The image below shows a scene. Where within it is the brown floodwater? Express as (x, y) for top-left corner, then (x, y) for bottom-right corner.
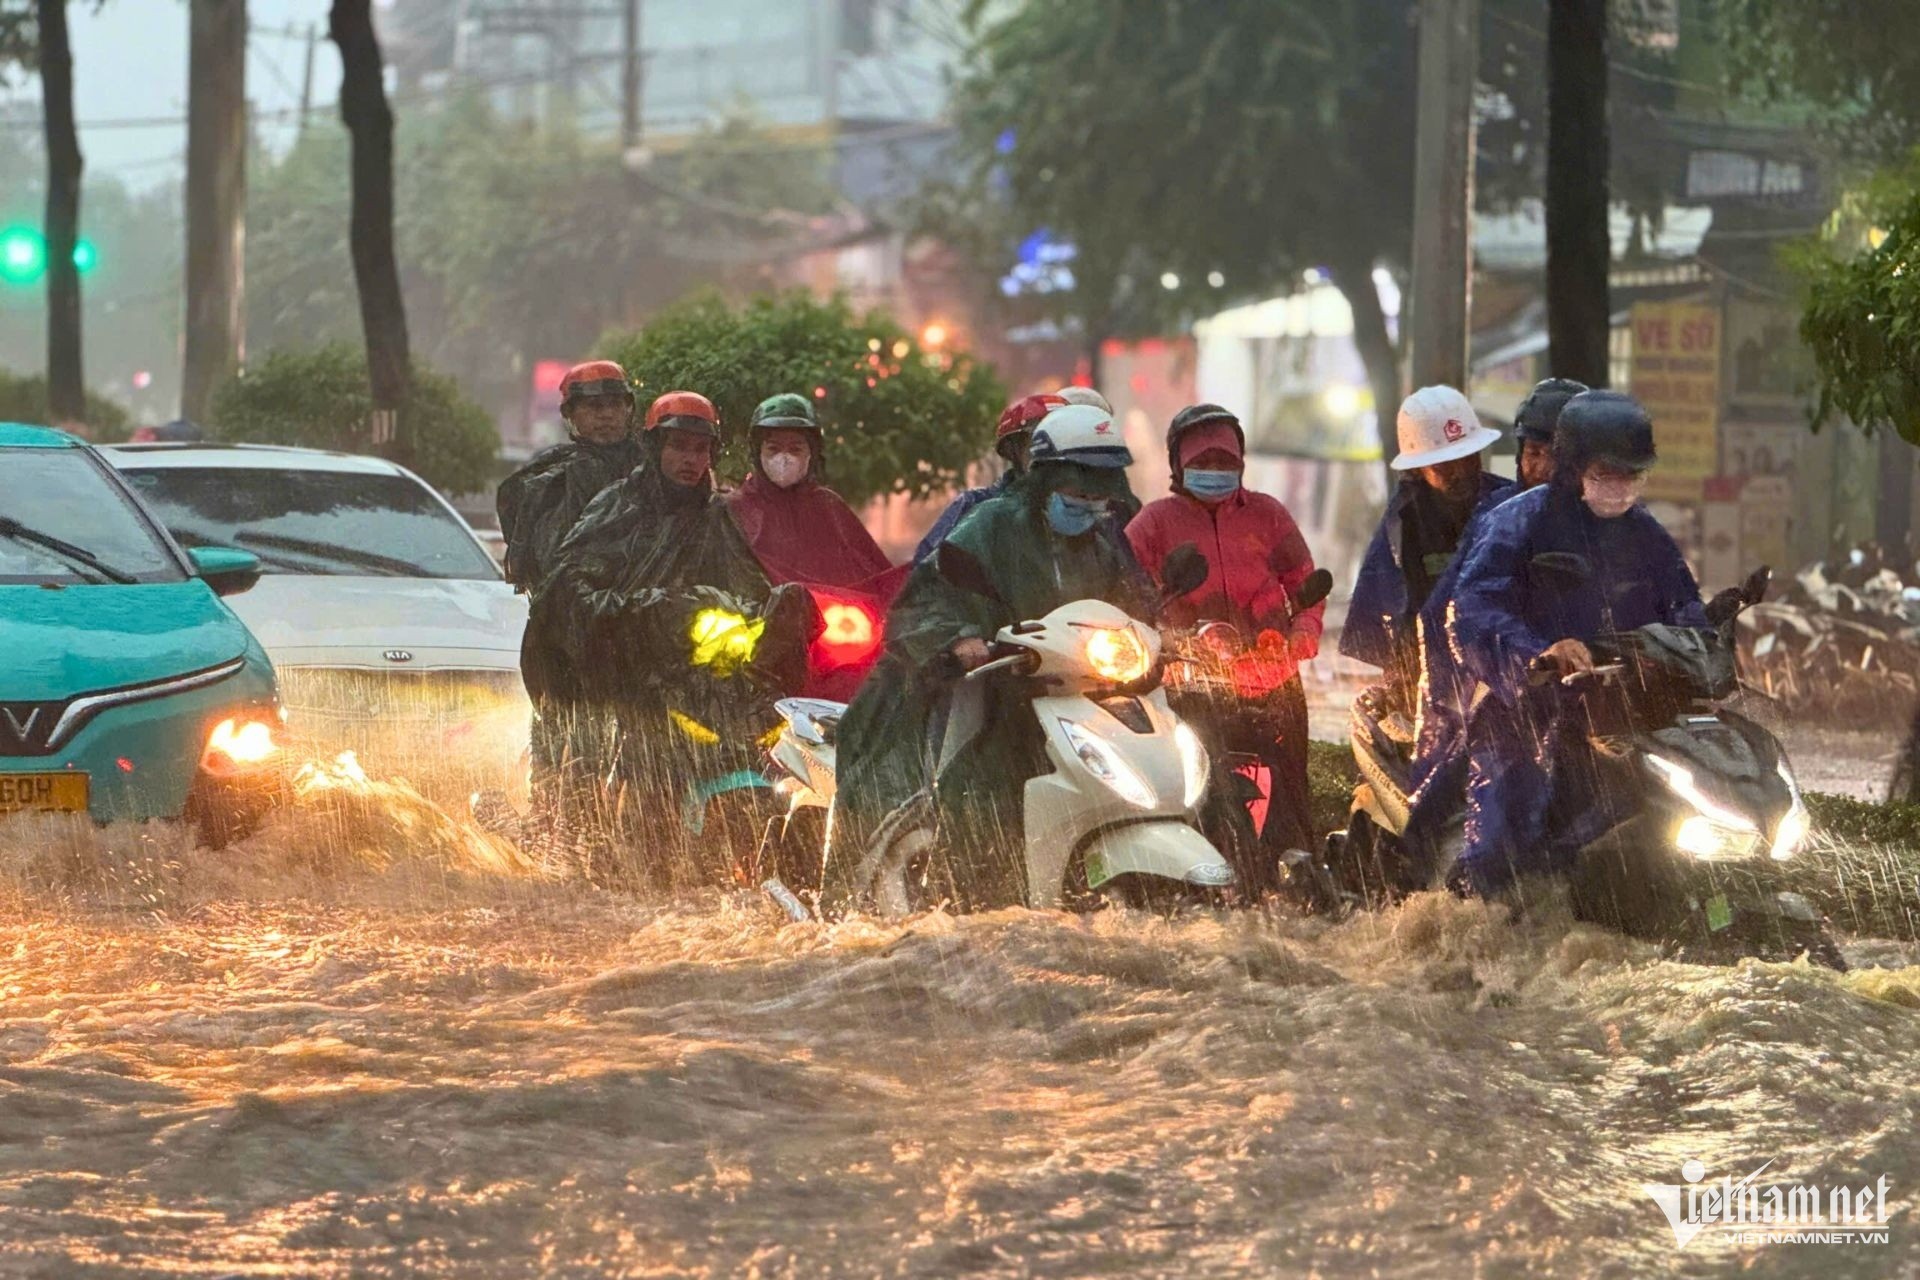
(1, 757), (1918, 1278)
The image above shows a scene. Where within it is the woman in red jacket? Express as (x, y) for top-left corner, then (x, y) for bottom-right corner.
(1126, 404), (1326, 890)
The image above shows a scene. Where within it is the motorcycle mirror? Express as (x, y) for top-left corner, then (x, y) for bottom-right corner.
(1161, 542), (1210, 600)
(1294, 568), (1334, 611)
(1530, 551), (1594, 584)
(1743, 565), (1772, 607)
(935, 541), (1005, 605)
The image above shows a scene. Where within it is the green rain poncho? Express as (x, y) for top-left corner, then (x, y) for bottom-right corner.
(827, 462), (1154, 905)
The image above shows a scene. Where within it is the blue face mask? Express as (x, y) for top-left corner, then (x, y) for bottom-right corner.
(1183, 468), (1241, 500)
(1046, 491), (1108, 536)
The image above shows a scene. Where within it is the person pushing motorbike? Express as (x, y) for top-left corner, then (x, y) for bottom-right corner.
(827, 402), (1155, 908)
(1448, 389), (1710, 897)
(1127, 404), (1324, 892)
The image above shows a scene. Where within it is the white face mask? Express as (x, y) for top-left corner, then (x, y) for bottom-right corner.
(1581, 470), (1646, 519)
(762, 451), (810, 489)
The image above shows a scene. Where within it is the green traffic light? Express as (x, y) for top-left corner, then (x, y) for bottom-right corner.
(0, 228), (97, 282)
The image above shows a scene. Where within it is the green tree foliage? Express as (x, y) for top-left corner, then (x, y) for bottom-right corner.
(1716, 0), (1920, 158)
(0, 366), (127, 435)
(207, 345), (497, 494)
(1795, 159), (1920, 442)
(598, 291), (1007, 509)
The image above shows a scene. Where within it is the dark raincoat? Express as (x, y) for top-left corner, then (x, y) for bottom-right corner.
(913, 475), (1012, 563)
(531, 462), (813, 803)
(497, 436), (644, 594)
(1449, 483), (1709, 893)
(827, 463), (1154, 903)
(1340, 473), (1515, 692)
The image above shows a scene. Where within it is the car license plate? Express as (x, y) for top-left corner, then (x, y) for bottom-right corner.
(0, 772), (89, 814)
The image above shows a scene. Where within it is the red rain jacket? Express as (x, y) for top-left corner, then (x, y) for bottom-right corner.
(1126, 489), (1326, 642)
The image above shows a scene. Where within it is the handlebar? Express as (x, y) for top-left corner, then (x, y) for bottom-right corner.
(1527, 657), (1627, 688)
(964, 651), (1041, 682)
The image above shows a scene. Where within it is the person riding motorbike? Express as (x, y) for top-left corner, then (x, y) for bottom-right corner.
(1341, 386), (1514, 711)
(527, 392), (813, 880)
(827, 403), (1155, 907)
(498, 361), (643, 593)
(1448, 389), (1710, 897)
(1397, 378), (1588, 871)
(913, 393), (1064, 564)
(727, 393), (904, 699)
(1127, 404), (1324, 892)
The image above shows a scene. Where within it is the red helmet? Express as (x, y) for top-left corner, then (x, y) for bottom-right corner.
(559, 360), (633, 406)
(644, 390), (720, 438)
(997, 393), (1066, 440)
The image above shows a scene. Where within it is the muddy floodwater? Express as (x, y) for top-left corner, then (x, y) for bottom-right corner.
(2, 764), (1919, 1277)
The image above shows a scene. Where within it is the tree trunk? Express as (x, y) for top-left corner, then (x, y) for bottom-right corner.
(1546, 0), (1611, 387)
(1332, 255), (1404, 480)
(182, 0), (247, 425)
(330, 0), (412, 451)
(37, 0), (83, 425)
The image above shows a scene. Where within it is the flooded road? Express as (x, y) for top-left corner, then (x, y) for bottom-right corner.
(2, 774), (1918, 1277)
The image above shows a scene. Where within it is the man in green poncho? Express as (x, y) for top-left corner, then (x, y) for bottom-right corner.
(528, 393), (812, 881)
(827, 403), (1156, 908)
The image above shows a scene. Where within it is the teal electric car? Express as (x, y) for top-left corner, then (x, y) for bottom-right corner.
(1, 423), (282, 839)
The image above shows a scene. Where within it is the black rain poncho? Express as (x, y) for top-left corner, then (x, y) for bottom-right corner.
(497, 436), (644, 594)
(826, 463), (1154, 905)
(531, 460), (815, 819)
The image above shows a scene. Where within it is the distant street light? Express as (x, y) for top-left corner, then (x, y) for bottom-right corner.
(1206, 271), (1225, 288)
(1159, 272), (1180, 291)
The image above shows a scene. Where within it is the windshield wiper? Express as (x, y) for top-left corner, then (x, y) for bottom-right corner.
(0, 516), (139, 584)
(234, 530), (422, 578)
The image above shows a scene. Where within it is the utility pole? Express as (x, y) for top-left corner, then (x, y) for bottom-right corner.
(37, 0), (84, 425)
(1546, 0), (1611, 386)
(298, 23), (318, 136)
(620, 0), (642, 152)
(1407, 0), (1478, 392)
(181, 0), (247, 424)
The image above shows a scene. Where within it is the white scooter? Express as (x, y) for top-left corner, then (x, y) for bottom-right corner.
(764, 571), (1231, 914)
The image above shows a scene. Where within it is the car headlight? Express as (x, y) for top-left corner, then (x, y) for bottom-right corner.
(1772, 758), (1808, 861)
(201, 714), (280, 775)
(1084, 626), (1150, 684)
(1175, 721), (1209, 808)
(1059, 718), (1156, 809)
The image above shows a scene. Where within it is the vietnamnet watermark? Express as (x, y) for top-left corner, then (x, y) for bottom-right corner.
(1645, 1158), (1893, 1249)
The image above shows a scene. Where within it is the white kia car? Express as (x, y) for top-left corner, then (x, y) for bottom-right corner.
(105, 443), (529, 797)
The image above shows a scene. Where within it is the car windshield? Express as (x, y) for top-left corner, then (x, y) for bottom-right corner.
(0, 447), (185, 586)
(120, 465), (501, 581)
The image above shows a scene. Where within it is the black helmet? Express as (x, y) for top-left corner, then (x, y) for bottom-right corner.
(1553, 390), (1656, 478)
(1164, 403), (1243, 481)
(1514, 378), (1588, 444)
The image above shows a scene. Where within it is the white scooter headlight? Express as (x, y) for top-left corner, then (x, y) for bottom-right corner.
(1059, 719), (1157, 810)
(1174, 722), (1209, 809)
(1771, 758), (1809, 862)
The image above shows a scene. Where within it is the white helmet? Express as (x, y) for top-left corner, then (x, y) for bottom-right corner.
(1056, 385), (1113, 415)
(1392, 385), (1502, 470)
(1029, 403), (1133, 469)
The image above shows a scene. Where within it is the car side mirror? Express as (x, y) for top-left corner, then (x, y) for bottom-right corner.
(188, 545), (262, 597)
(1161, 542), (1210, 599)
(1294, 568), (1334, 610)
(1530, 551), (1594, 585)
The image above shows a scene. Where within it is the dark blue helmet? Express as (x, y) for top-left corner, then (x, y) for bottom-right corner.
(1553, 390), (1656, 479)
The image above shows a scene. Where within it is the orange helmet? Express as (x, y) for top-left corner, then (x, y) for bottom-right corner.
(645, 390), (720, 438)
(559, 360), (633, 407)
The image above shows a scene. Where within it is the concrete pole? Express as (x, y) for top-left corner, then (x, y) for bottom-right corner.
(1407, 0), (1478, 391)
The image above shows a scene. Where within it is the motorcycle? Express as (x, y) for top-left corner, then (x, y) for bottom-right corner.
(1161, 568), (1338, 906)
(763, 545), (1234, 915)
(1336, 563), (1841, 969)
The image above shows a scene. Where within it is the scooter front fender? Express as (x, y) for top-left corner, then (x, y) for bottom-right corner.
(1078, 822), (1234, 899)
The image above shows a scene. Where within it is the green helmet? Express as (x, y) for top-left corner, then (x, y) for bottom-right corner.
(750, 393), (819, 431)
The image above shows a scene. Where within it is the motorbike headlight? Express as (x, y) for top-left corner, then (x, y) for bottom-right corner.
(1645, 753), (1757, 833)
(1084, 626), (1150, 684)
(1175, 721), (1209, 808)
(690, 608), (764, 672)
(201, 714), (279, 776)
(1059, 718), (1156, 809)
(1772, 759), (1809, 861)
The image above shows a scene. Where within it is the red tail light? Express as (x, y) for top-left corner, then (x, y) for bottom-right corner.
(809, 589), (883, 668)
